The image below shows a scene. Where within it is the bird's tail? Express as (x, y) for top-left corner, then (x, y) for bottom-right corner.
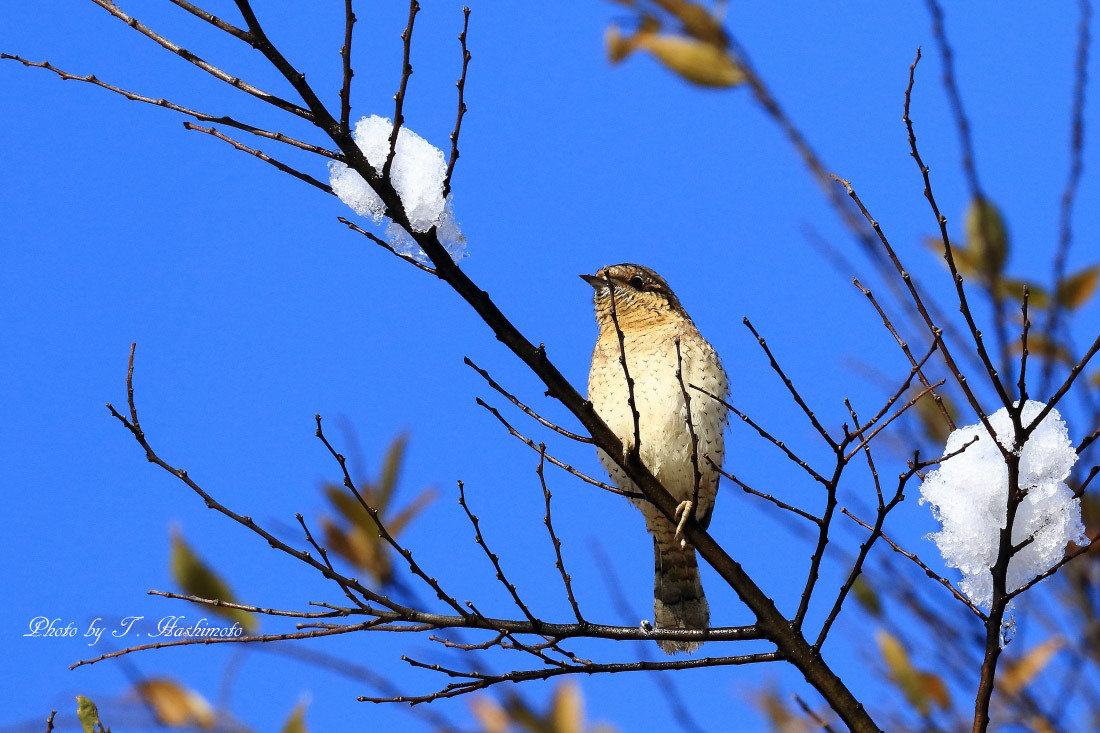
(651, 521), (709, 654)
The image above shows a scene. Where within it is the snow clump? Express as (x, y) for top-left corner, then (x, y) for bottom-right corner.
(919, 401), (1085, 610)
(329, 115), (466, 264)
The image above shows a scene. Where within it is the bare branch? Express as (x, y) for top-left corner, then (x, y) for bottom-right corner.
(339, 0), (357, 130)
(384, 0), (420, 179)
(537, 446), (586, 623)
(360, 651), (782, 704)
(183, 122), (333, 193)
(841, 508), (985, 619)
(443, 6), (472, 199)
(708, 457), (821, 525)
(903, 47), (1012, 410)
(744, 317), (836, 448)
(336, 216), (437, 274)
(474, 397), (640, 498)
(88, 0), (313, 119)
(465, 357), (592, 443)
(692, 385), (830, 487)
(0, 55), (338, 158)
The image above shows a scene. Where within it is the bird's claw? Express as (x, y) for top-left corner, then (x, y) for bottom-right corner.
(674, 500), (694, 549)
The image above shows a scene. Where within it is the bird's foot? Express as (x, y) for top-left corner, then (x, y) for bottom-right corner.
(674, 500), (694, 549)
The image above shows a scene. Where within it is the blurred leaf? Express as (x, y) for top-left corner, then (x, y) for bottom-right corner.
(377, 433), (409, 510)
(917, 672), (951, 711)
(996, 278), (1050, 310)
(753, 687), (816, 733)
(1090, 370), (1100, 387)
(651, 0), (728, 46)
(1056, 265), (1100, 310)
(1028, 716), (1057, 733)
(606, 20), (745, 87)
(469, 696), (509, 733)
(912, 389), (957, 445)
(876, 630), (928, 716)
(924, 237), (980, 278)
(852, 577), (882, 617)
(170, 531), (258, 633)
(319, 434), (434, 586)
(325, 485), (379, 535)
(550, 681), (583, 733)
(280, 700), (309, 733)
(1000, 637), (1065, 696)
(322, 517), (392, 585)
(388, 488), (439, 536)
(1009, 333), (1074, 366)
(76, 696), (108, 733)
(964, 195), (1008, 278)
(135, 678), (215, 729)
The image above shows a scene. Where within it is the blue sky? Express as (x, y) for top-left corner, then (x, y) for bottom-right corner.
(3, 1), (1098, 731)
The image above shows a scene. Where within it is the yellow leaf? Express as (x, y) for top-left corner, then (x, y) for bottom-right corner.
(377, 433), (409, 510)
(996, 279), (1050, 310)
(1090, 370), (1100, 387)
(135, 678), (216, 729)
(550, 681), (583, 733)
(964, 195), (1008, 277)
(876, 630), (928, 715)
(606, 19), (744, 87)
(653, 0), (728, 46)
(1056, 265), (1100, 310)
(999, 637), (1065, 696)
(469, 696), (509, 733)
(280, 700), (309, 733)
(923, 237), (980, 278)
(170, 531), (258, 633)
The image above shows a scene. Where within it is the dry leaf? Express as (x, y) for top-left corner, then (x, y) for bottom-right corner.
(135, 678), (216, 729)
(1056, 265), (1100, 310)
(999, 637), (1065, 696)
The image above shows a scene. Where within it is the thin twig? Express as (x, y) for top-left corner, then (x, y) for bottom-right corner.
(443, 6), (472, 199)
(903, 47), (1012, 411)
(457, 481), (540, 625)
(744, 317), (836, 447)
(339, 0), (357, 130)
(709, 458), (821, 524)
(87, 0), (313, 120)
(360, 652), (782, 704)
(537, 446), (586, 623)
(183, 122), (333, 193)
(384, 0), (420, 179)
(841, 508), (985, 618)
(474, 397), (640, 498)
(336, 217), (437, 274)
(465, 357), (592, 443)
(0, 55), (337, 158)
(692, 385), (830, 486)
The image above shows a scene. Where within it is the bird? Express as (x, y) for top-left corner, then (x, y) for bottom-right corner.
(582, 263), (729, 654)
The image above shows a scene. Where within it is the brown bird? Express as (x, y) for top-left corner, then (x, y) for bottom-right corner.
(582, 263), (729, 654)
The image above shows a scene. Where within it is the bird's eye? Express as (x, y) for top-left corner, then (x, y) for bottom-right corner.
(628, 276), (645, 291)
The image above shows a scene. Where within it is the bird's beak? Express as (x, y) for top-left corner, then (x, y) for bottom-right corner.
(580, 273), (608, 289)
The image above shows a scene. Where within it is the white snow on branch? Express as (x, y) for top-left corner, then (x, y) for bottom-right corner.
(329, 115), (466, 264)
(920, 401), (1085, 610)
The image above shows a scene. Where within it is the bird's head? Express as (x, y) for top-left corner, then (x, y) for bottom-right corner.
(580, 263), (688, 332)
